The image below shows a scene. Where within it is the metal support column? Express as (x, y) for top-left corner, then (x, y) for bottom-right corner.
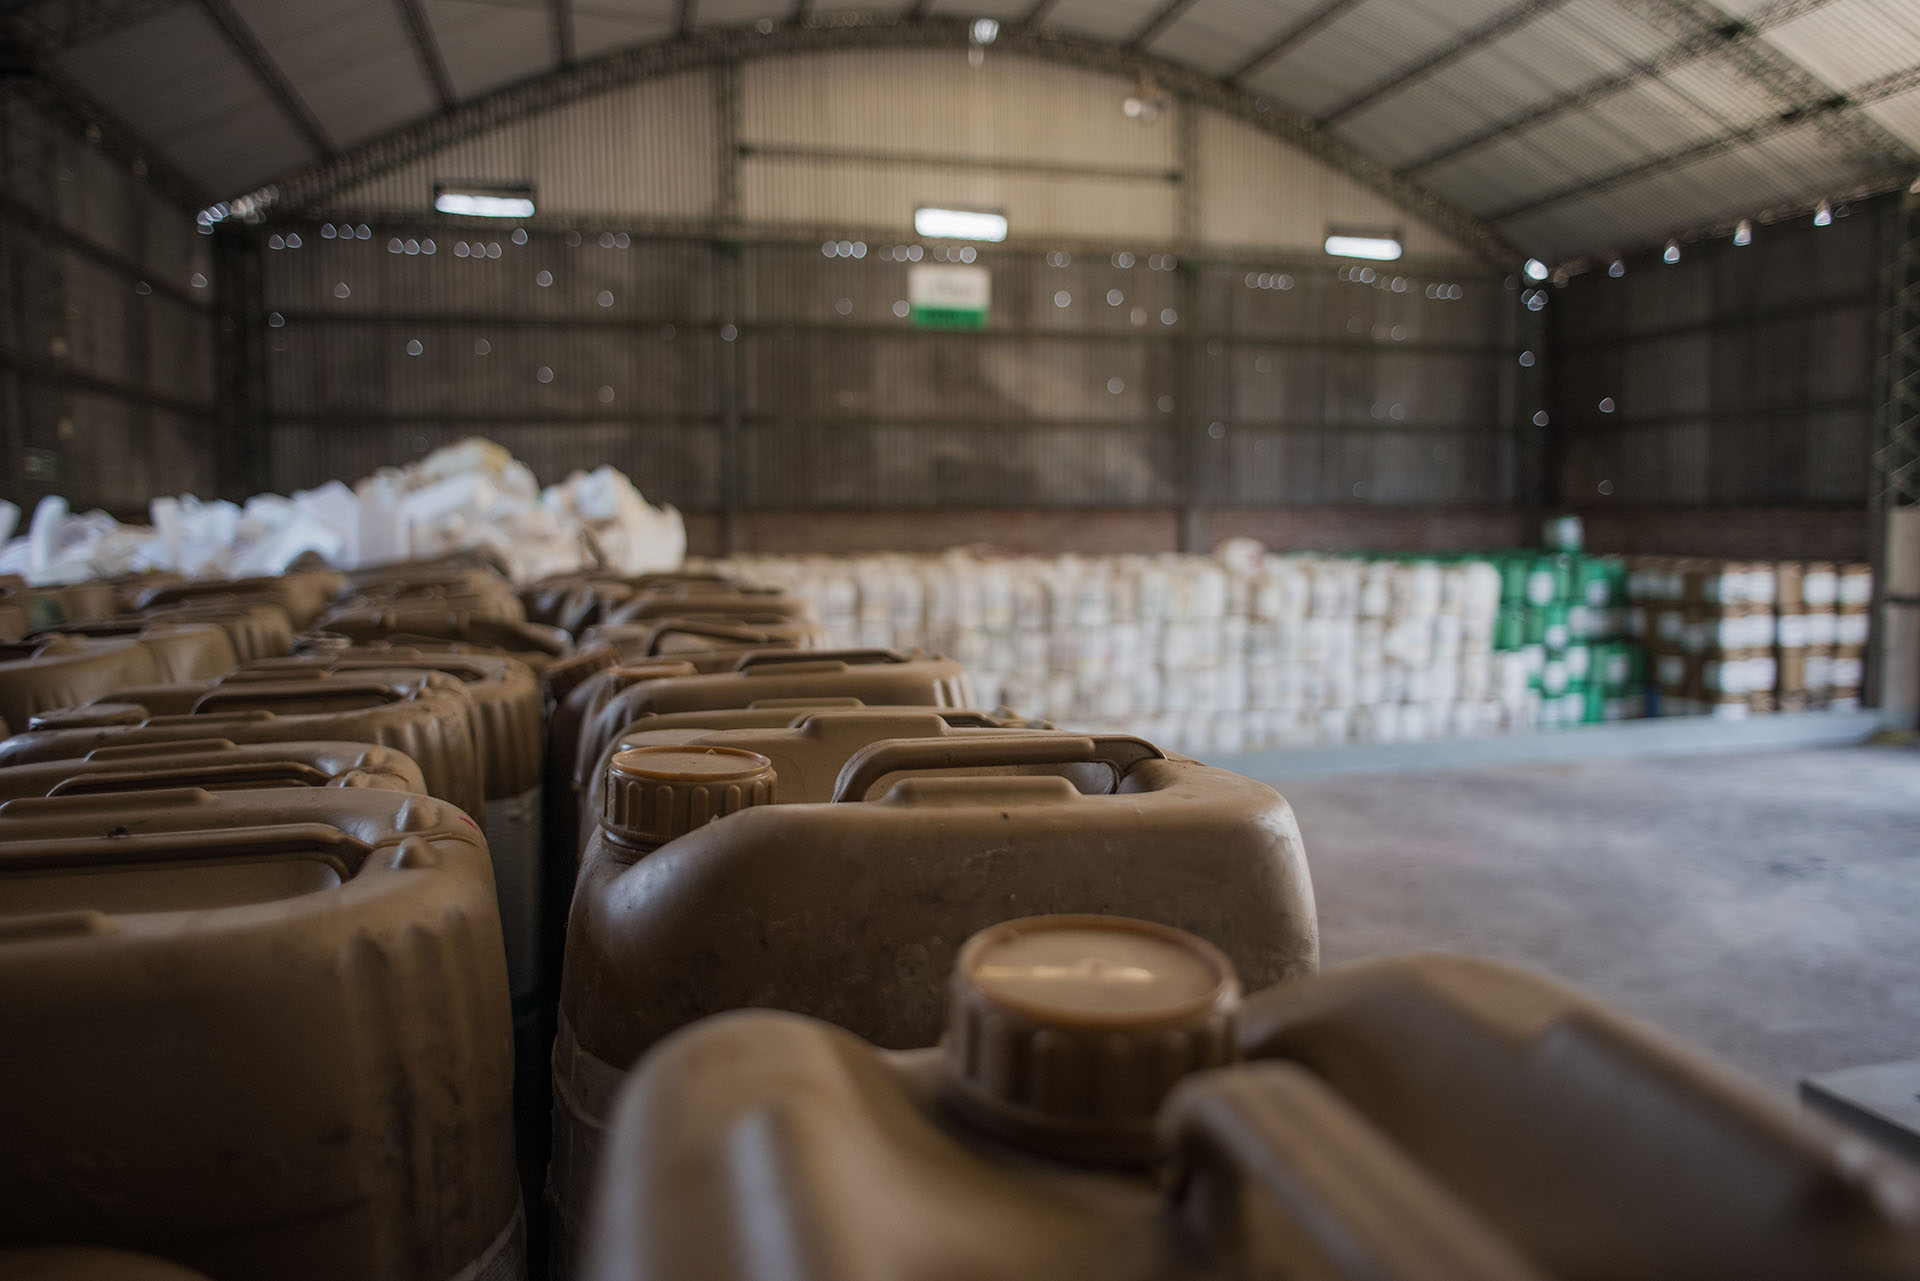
(1871, 188), (1920, 726)
(1175, 97), (1206, 553)
(1521, 278), (1552, 518)
(714, 59), (746, 554)
(211, 225), (270, 500)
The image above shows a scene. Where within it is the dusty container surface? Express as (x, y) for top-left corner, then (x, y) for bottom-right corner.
(583, 924), (1920, 1281)
(30, 620), (239, 682)
(1230, 952), (1920, 1281)
(606, 589), (817, 626)
(0, 668), (487, 818)
(342, 557), (512, 596)
(547, 739), (1315, 1277)
(0, 738), (427, 801)
(237, 649), (545, 1016)
(579, 709), (1067, 821)
(311, 609), (570, 671)
(0, 637), (162, 736)
(0, 1247), (216, 1279)
(568, 651), (973, 797)
(0, 786), (521, 1281)
(579, 619), (828, 672)
(578, 918), (1526, 1281)
(133, 570), (344, 629)
(0, 602), (26, 642)
(0, 583), (122, 630)
(135, 600), (296, 662)
(520, 578), (642, 636)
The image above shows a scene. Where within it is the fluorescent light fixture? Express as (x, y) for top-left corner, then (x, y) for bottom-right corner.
(434, 183), (535, 218)
(1733, 218), (1753, 246)
(1523, 257), (1549, 281)
(915, 207), (1007, 242)
(1324, 230), (1403, 261)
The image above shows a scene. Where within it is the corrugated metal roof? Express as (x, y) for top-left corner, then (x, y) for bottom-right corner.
(12, 0), (1920, 262)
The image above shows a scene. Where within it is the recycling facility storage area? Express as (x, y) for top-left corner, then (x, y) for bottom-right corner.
(4, 2), (1920, 1278)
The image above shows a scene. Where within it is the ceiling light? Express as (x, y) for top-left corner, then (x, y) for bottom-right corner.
(1663, 240), (1681, 264)
(1813, 199), (1833, 227)
(1607, 258), (1625, 277)
(1325, 229), (1403, 261)
(1733, 218), (1752, 246)
(915, 207), (1007, 241)
(434, 183), (535, 218)
(1523, 258), (1549, 281)
(971, 18), (999, 43)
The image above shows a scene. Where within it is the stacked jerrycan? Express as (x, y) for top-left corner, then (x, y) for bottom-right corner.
(0, 787), (520, 1280)
(586, 915), (1920, 1281)
(0, 562), (522, 1279)
(546, 698), (1317, 1275)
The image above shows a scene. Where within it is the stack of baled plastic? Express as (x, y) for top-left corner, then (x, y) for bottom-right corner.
(706, 551), (1510, 753)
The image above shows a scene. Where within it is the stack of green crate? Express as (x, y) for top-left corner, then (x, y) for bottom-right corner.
(1495, 548), (1643, 729)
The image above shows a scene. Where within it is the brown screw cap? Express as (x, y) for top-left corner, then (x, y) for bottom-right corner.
(942, 914), (1241, 1164)
(602, 744), (775, 851)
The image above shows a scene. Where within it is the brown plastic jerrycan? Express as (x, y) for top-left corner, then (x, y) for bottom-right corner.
(521, 577), (642, 636)
(579, 708), (1064, 822)
(311, 607), (572, 671)
(0, 636), (162, 735)
(0, 668), (486, 818)
(606, 588), (817, 626)
(0, 581), (122, 629)
(547, 661), (701, 868)
(133, 570), (344, 629)
(582, 917), (1920, 1281)
(0, 737), (427, 800)
(135, 599), (296, 661)
(1229, 950), (1920, 1281)
(570, 651), (973, 782)
(0, 1248), (216, 1280)
(0, 786), (520, 1281)
(547, 738), (1316, 1277)
(579, 618), (829, 672)
(29, 619), (239, 682)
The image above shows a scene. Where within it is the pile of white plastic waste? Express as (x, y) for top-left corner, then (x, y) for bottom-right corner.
(0, 439), (685, 585)
(716, 542), (1519, 753)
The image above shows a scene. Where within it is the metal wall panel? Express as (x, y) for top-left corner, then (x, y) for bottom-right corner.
(1551, 197), (1884, 509)
(0, 86), (218, 514)
(330, 71), (720, 218)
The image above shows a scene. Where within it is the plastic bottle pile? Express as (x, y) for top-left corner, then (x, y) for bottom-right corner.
(0, 438), (686, 587)
(3, 555), (1917, 1281)
(710, 550), (1526, 752)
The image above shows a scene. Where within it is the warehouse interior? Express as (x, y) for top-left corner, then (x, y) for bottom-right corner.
(4, 1), (1920, 1277)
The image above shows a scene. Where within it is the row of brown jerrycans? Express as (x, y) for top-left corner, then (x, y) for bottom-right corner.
(1, 561), (1917, 1281)
(0, 559), (794, 1281)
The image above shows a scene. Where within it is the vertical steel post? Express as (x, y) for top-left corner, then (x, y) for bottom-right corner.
(714, 60), (746, 554)
(210, 224), (269, 500)
(1175, 97), (1205, 553)
(1871, 188), (1920, 726)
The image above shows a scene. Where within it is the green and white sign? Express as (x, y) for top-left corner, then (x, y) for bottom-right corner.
(909, 263), (990, 329)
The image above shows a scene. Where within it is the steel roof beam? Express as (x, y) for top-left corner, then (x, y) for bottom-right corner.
(257, 13), (1515, 262)
(2, 0), (185, 52)
(1395, 0), (1841, 179)
(1484, 59), (1920, 223)
(551, 0), (574, 64)
(194, 0), (332, 157)
(1226, 0), (1364, 82)
(678, 0), (695, 36)
(391, 0), (453, 108)
(1020, 0), (1060, 24)
(1619, 0), (1912, 170)
(1320, 0), (1571, 126)
(1126, 0), (1198, 50)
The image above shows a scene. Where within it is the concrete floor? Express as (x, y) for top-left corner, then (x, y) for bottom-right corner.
(1264, 743), (1920, 1096)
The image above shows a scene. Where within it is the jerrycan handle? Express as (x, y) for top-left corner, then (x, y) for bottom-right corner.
(746, 697), (867, 709)
(0, 817), (373, 880)
(85, 738), (242, 759)
(644, 620), (777, 654)
(735, 648), (909, 672)
(192, 678), (409, 713)
(831, 733), (1164, 803)
(48, 760), (334, 796)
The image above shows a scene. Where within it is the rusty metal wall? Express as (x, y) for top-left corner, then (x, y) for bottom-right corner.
(1552, 198), (1885, 509)
(260, 221), (1523, 516)
(0, 86), (217, 516)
